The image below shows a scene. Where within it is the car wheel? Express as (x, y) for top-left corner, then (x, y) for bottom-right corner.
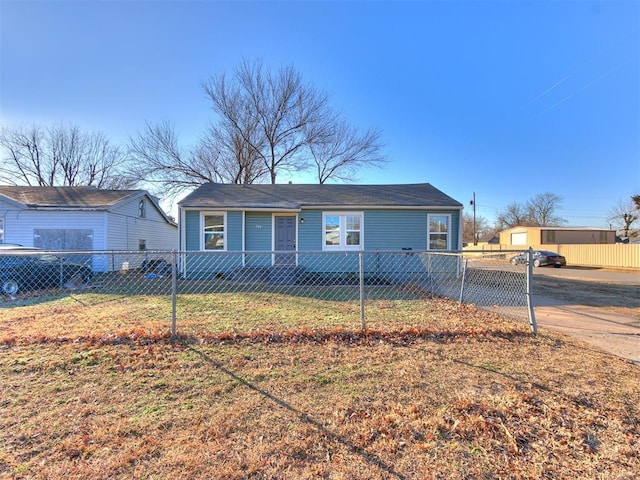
(2, 279), (19, 295)
(533, 259), (541, 267)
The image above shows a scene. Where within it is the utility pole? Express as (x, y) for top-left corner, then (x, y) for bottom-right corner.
(470, 192), (477, 246)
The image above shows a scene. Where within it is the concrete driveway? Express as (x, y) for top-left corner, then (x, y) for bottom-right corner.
(532, 268), (640, 365)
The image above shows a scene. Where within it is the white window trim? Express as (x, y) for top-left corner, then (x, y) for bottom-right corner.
(322, 211), (364, 251)
(427, 213), (452, 250)
(0, 218), (4, 243)
(201, 211), (227, 251)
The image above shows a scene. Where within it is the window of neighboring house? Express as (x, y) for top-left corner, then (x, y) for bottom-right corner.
(139, 239), (146, 251)
(427, 214), (451, 250)
(139, 199), (146, 218)
(323, 212), (363, 250)
(0, 218), (4, 243)
(203, 213), (225, 250)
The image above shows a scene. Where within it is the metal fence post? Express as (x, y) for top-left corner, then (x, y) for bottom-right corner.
(428, 254), (434, 296)
(171, 250), (177, 338)
(526, 247), (537, 334)
(58, 256), (64, 289)
(359, 250), (365, 330)
(459, 258), (468, 304)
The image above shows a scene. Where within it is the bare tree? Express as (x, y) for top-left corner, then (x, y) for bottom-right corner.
(0, 125), (50, 185)
(203, 58), (386, 184)
(128, 59), (386, 191)
(309, 117), (386, 184)
(127, 121), (224, 197)
(202, 59), (331, 183)
(199, 107), (268, 184)
(126, 118), (270, 198)
(0, 123), (127, 188)
(496, 202), (531, 229)
(632, 194), (640, 210)
(608, 198), (639, 238)
(496, 193), (566, 229)
(462, 213), (492, 244)
(526, 192), (566, 226)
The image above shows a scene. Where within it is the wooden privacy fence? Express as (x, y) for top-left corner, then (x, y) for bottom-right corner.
(464, 243), (640, 269)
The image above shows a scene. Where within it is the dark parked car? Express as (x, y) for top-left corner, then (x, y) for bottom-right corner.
(510, 250), (567, 268)
(0, 246), (92, 295)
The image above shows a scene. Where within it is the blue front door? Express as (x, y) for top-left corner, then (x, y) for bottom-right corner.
(274, 216), (296, 266)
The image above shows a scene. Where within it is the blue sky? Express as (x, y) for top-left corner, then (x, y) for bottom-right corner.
(1, 0), (638, 227)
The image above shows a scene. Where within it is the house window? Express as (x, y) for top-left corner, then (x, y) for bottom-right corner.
(203, 213), (225, 250)
(0, 218), (3, 243)
(427, 214), (450, 250)
(139, 239), (146, 251)
(139, 199), (146, 218)
(323, 212), (363, 250)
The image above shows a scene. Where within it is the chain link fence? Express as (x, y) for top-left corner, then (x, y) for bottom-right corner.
(0, 248), (536, 335)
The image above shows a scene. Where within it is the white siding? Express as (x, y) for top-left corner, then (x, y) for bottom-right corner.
(1, 194), (176, 273)
(108, 195), (178, 251)
(1, 209), (106, 249)
(0, 202), (176, 251)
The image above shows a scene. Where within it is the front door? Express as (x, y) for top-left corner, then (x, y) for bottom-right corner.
(274, 216), (296, 266)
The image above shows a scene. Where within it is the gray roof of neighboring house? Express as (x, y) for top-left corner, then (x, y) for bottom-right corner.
(179, 183), (463, 210)
(0, 186), (176, 226)
(0, 186), (142, 208)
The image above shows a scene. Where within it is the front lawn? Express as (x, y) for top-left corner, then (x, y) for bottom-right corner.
(0, 295), (638, 479)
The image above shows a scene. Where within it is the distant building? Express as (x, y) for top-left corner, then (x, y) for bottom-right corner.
(500, 226), (616, 246)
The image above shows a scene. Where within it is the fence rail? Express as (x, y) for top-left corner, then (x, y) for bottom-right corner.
(0, 249), (537, 334)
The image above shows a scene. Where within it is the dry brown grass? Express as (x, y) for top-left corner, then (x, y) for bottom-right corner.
(533, 275), (640, 318)
(1, 294), (638, 479)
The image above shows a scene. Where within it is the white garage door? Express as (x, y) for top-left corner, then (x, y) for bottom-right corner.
(511, 232), (527, 245)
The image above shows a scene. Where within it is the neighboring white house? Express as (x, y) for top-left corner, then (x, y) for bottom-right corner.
(0, 186), (178, 271)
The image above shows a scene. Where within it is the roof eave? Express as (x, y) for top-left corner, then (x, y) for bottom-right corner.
(0, 194), (28, 209)
(26, 206), (109, 211)
(180, 206), (301, 213)
(179, 204), (463, 211)
(300, 204), (463, 210)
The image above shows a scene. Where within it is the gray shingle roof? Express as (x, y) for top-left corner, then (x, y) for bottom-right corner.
(0, 186), (177, 226)
(179, 183), (462, 209)
(0, 186), (141, 208)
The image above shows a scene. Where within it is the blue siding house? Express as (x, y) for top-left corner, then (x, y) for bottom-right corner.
(178, 183), (463, 280)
